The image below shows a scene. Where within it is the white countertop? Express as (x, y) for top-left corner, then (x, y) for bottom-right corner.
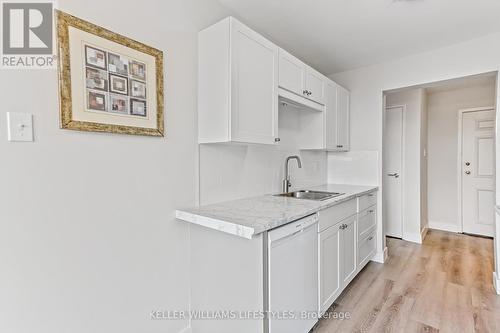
(176, 184), (378, 239)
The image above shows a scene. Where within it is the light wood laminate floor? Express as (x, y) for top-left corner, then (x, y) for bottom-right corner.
(313, 230), (499, 333)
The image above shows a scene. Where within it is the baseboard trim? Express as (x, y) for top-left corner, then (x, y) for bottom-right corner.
(428, 220), (462, 233)
(403, 231), (422, 244)
(421, 226), (428, 242)
(371, 247), (388, 263)
(179, 326), (192, 333)
(494, 272), (500, 295)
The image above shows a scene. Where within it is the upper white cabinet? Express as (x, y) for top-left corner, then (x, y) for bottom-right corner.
(198, 16), (349, 149)
(336, 85), (350, 151)
(198, 17), (279, 144)
(278, 49), (305, 97)
(324, 82), (350, 151)
(278, 49), (325, 105)
(305, 67), (325, 104)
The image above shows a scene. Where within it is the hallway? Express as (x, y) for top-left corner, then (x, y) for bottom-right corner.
(314, 230), (498, 332)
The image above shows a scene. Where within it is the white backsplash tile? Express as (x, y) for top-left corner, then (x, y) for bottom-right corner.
(199, 144), (327, 205)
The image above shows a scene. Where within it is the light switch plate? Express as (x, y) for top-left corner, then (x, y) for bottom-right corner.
(7, 112), (33, 142)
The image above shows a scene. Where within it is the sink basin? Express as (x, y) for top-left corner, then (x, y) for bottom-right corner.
(275, 190), (344, 201)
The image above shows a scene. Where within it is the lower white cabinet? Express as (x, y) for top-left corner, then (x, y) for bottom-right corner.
(318, 206), (357, 313)
(358, 230), (376, 267)
(318, 191), (377, 314)
(319, 222), (341, 312)
(341, 215), (357, 285)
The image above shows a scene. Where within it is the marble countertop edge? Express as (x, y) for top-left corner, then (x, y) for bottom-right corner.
(176, 184), (379, 239)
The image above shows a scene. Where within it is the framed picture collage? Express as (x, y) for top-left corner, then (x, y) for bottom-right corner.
(85, 44), (148, 118)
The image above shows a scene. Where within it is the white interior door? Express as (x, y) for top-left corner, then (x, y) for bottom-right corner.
(462, 109), (495, 237)
(384, 106), (403, 238)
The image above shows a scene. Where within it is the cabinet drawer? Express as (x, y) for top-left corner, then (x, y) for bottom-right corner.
(358, 230), (376, 266)
(358, 191), (377, 212)
(319, 199), (357, 232)
(358, 207), (376, 239)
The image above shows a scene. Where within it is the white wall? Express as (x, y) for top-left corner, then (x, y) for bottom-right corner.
(385, 88), (426, 242)
(0, 1), (230, 333)
(329, 31), (500, 265)
(427, 83), (496, 232)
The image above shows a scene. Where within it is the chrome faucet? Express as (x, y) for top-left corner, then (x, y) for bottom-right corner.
(283, 156), (302, 193)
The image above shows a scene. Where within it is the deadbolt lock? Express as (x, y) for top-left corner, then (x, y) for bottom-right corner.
(465, 171), (471, 175)
(465, 162), (470, 166)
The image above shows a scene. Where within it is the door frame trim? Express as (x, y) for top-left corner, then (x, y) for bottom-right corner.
(384, 105), (406, 239)
(457, 106), (495, 234)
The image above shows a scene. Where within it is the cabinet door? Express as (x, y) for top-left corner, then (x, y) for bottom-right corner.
(324, 81), (338, 150)
(305, 67), (325, 104)
(319, 224), (342, 313)
(341, 215), (357, 285)
(230, 19), (279, 145)
(337, 86), (350, 151)
(278, 49), (306, 96)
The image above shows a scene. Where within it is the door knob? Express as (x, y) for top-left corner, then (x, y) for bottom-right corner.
(388, 173), (400, 178)
(465, 162), (470, 166)
(465, 171), (471, 175)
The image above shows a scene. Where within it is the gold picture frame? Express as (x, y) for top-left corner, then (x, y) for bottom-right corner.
(56, 10), (164, 136)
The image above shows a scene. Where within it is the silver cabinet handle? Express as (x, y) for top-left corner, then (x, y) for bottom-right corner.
(337, 145), (343, 148)
(387, 173), (399, 178)
(303, 90), (308, 95)
(465, 162), (470, 166)
(274, 138), (280, 142)
(465, 171), (471, 175)
(368, 210), (374, 214)
(368, 236), (373, 241)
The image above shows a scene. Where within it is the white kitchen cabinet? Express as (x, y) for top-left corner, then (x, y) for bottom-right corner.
(358, 230), (376, 267)
(319, 223), (342, 313)
(305, 67), (325, 104)
(324, 82), (350, 151)
(318, 199), (358, 314)
(278, 49), (305, 97)
(198, 17), (279, 145)
(336, 85), (350, 151)
(324, 81), (339, 150)
(341, 215), (357, 285)
(278, 49), (325, 105)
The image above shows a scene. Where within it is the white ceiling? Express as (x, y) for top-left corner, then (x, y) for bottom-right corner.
(217, 0), (500, 75)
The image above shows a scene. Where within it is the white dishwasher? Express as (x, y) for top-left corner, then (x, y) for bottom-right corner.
(268, 213), (319, 333)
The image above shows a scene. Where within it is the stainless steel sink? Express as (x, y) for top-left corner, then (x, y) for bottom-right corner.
(275, 190), (344, 201)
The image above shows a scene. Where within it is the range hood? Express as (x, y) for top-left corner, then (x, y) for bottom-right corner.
(278, 87), (324, 112)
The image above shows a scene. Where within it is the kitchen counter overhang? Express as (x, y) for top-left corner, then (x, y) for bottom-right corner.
(176, 184), (378, 239)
